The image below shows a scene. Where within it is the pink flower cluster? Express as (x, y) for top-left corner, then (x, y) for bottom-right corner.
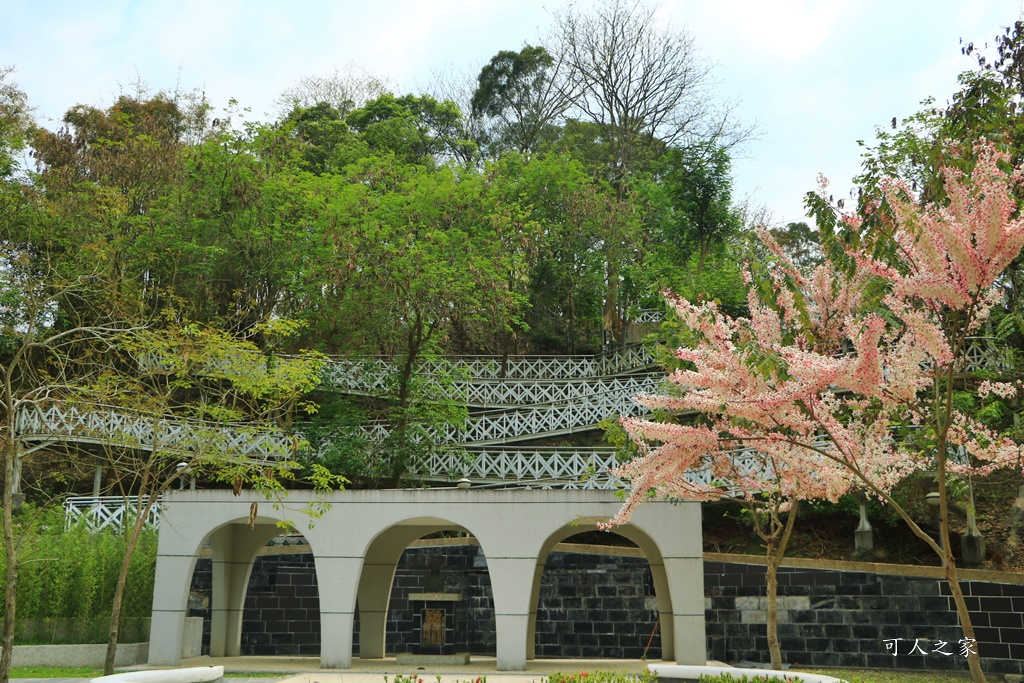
(611, 142), (1024, 524)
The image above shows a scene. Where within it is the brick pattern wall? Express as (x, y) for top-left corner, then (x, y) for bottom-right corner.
(240, 556), (321, 656)
(186, 546), (1024, 675)
(704, 560), (1024, 677)
(188, 545), (659, 658)
(534, 552), (660, 659)
(386, 545), (494, 654)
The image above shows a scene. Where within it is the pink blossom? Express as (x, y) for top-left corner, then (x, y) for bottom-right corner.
(609, 143), (1024, 530)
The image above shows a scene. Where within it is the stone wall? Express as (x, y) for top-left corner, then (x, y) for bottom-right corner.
(704, 558), (1024, 678)
(188, 544), (1024, 676)
(189, 543), (660, 658)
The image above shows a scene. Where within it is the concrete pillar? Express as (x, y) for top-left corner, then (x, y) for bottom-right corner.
(663, 556), (705, 665)
(314, 555), (364, 668)
(855, 498), (874, 551)
(647, 559), (674, 661)
(488, 556), (536, 671)
(148, 552), (196, 665)
(525, 560), (546, 660)
(208, 524), (279, 657)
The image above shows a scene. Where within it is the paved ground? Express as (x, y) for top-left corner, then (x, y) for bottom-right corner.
(9, 657), (736, 683)
(181, 656), (661, 683)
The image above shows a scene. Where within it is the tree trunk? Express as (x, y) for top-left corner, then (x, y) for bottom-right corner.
(937, 461), (986, 683)
(765, 538), (780, 670)
(766, 500), (799, 671)
(603, 259), (621, 345)
(1, 439), (19, 683)
(103, 498), (152, 675)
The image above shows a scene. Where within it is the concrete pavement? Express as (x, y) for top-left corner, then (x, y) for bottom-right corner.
(180, 656), (661, 683)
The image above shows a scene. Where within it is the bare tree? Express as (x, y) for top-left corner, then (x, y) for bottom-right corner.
(552, 0), (745, 190)
(549, 0), (751, 343)
(274, 63), (393, 118)
(418, 62), (489, 158)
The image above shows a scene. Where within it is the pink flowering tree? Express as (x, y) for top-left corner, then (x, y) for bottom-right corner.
(610, 143), (1024, 683)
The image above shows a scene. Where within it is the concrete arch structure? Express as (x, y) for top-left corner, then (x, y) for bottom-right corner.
(149, 489), (704, 670)
(527, 524), (676, 662)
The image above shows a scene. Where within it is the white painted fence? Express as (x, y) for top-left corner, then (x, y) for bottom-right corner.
(64, 495), (161, 531)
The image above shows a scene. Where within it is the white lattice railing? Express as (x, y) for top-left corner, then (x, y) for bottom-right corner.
(454, 375), (666, 408)
(407, 444), (783, 492)
(629, 308), (665, 324)
(321, 344), (656, 389)
(960, 337), (1014, 373)
(411, 447), (625, 489)
(28, 335), (1015, 496)
(16, 404), (295, 462)
(64, 495), (161, 532)
(323, 372), (665, 408)
(358, 375), (660, 446)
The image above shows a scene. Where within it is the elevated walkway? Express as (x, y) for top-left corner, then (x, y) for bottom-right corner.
(23, 338), (1014, 492)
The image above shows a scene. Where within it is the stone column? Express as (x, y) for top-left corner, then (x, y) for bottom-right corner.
(487, 556), (536, 671)
(208, 524), (279, 657)
(314, 555), (364, 668)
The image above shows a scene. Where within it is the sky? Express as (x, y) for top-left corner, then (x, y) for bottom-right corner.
(2, 0), (1023, 225)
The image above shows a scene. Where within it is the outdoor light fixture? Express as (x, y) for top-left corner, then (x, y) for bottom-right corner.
(925, 491), (941, 507)
(456, 478), (472, 489)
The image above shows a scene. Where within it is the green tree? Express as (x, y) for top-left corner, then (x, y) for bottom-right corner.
(491, 152), (619, 353)
(471, 45), (572, 157)
(95, 318), (332, 674)
(346, 93), (477, 165)
(647, 146), (742, 281)
(280, 101), (368, 175)
(0, 68), (29, 180)
(312, 159), (528, 481)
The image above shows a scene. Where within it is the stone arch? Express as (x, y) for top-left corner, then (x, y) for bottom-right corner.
(527, 523), (675, 662)
(356, 519), (470, 659)
(149, 489), (704, 670)
(150, 507), (306, 665)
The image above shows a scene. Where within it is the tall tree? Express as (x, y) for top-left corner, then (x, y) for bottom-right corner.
(645, 145), (743, 284)
(274, 63), (392, 119)
(549, 0), (747, 342)
(609, 144), (1024, 682)
(0, 68), (29, 180)
(471, 45), (573, 157)
(312, 159), (528, 481)
(280, 101), (368, 176)
(346, 93), (477, 165)
(552, 0), (739, 192)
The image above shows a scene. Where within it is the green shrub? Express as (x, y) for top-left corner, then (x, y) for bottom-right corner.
(0, 505), (157, 643)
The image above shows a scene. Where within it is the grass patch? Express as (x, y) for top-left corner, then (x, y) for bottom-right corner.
(10, 666), (103, 678)
(224, 674), (285, 678)
(8, 666), (285, 679)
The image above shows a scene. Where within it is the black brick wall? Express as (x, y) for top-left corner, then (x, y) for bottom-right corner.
(704, 560), (1024, 677)
(189, 545), (660, 658)
(187, 547), (1024, 676)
